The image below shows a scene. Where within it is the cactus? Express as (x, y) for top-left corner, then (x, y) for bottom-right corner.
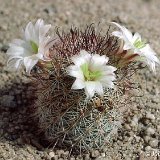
(6, 19), (159, 154)
(30, 24), (141, 154)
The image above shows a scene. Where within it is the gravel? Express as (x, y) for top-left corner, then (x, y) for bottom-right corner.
(0, 0), (160, 159)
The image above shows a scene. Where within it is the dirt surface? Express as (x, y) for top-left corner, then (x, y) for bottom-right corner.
(0, 0), (160, 159)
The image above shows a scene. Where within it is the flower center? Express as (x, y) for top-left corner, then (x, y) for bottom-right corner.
(81, 63), (102, 81)
(133, 38), (146, 49)
(30, 40), (38, 54)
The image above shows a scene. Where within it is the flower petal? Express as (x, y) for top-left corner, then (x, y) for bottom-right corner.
(112, 22), (133, 42)
(23, 55), (39, 74)
(101, 66), (117, 73)
(123, 42), (133, 50)
(38, 36), (51, 60)
(101, 80), (115, 88)
(99, 74), (116, 84)
(11, 39), (24, 45)
(94, 81), (104, 96)
(7, 57), (23, 71)
(7, 45), (25, 56)
(71, 79), (85, 89)
(141, 44), (158, 58)
(7, 19), (52, 73)
(71, 50), (91, 66)
(67, 65), (84, 80)
(112, 31), (123, 39)
(7, 43), (32, 57)
(132, 32), (141, 43)
(24, 22), (35, 41)
(85, 81), (96, 98)
(68, 50), (117, 98)
(91, 54), (109, 66)
(140, 44), (160, 72)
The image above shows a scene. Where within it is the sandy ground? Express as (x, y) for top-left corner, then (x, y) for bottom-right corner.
(0, 0), (160, 159)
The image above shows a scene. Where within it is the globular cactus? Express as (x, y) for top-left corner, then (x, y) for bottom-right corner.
(30, 24), (141, 154)
(6, 19), (159, 154)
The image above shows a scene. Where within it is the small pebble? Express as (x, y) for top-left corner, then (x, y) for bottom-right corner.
(157, 125), (160, 133)
(130, 115), (139, 127)
(145, 146), (152, 151)
(144, 136), (150, 143)
(151, 97), (159, 103)
(124, 124), (131, 130)
(49, 151), (55, 158)
(133, 115), (139, 123)
(84, 154), (90, 160)
(149, 139), (158, 148)
(146, 127), (155, 135)
(56, 149), (64, 157)
(53, 155), (59, 160)
(134, 135), (141, 142)
(100, 152), (106, 157)
(91, 150), (100, 158)
(146, 112), (155, 120)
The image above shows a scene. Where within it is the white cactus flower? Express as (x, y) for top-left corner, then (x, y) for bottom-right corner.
(67, 50), (117, 99)
(112, 22), (160, 72)
(7, 19), (51, 74)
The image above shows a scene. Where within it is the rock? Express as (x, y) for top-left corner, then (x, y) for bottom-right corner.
(100, 152), (106, 157)
(142, 118), (150, 125)
(56, 149), (64, 157)
(133, 115), (139, 123)
(145, 146), (152, 151)
(130, 121), (137, 127)
(134, 135), (141, 142)
(124, 124), (131, 130)
(84, 154), (90, 160)
(146, 127), (155, 135)
(91, 150), (100, 158)
(157, 125), (160, 133)
(62, 151), (69, 158)
(49, 151), (55, 158)
(52, 155), (59, 160)
(151, 97), (159, 103)
(130, 115), (139, 127)
(144, 136), (150, 143)
(146, 112), (155, 120)
(149, 139), (158, 148)
(76, 155), (83, 160)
